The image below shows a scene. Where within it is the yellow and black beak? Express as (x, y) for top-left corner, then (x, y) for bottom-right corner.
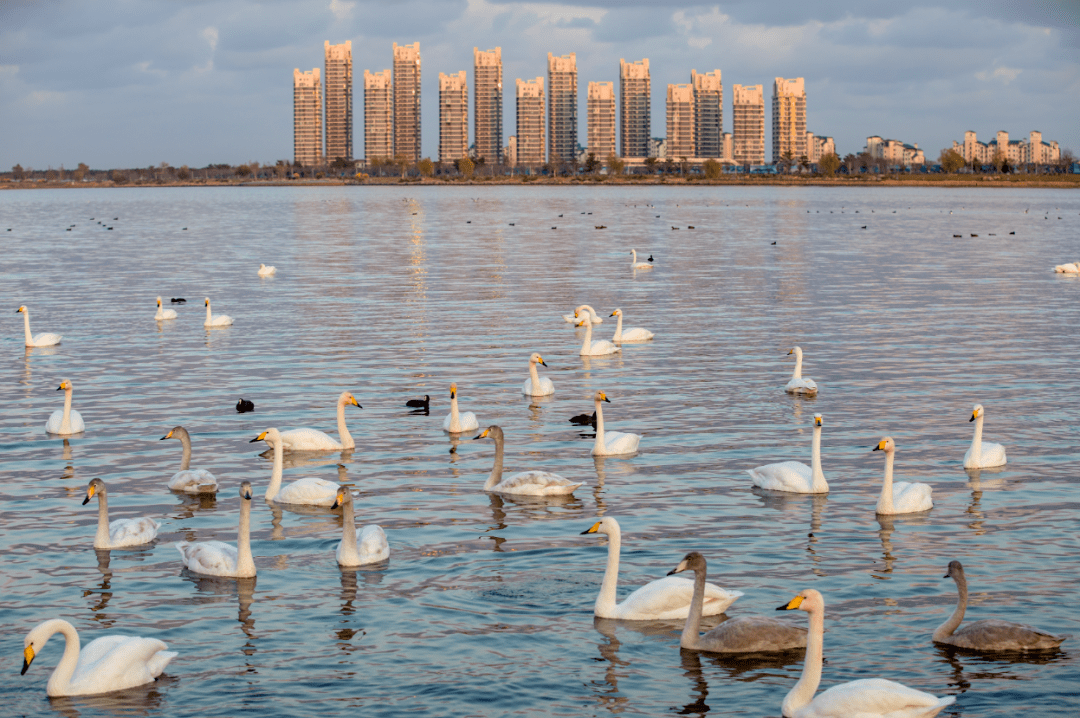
(610, 311), (616, 317)
(872, 439), (886, 451)
(350, 397), (362, 408)
(472, 428), (491, 441)
(538, 357), (547, 367)
(331, 492), (345, 510)
(601, 393), (610, 403)
(776, 595), (804, 611)
(815, 417), (822, 427)
(242, 489), (252, 500)
(969, 412), (977, 422)
(82, 483), (97, 505)
(787, 349), (794, 355)
(579, 521), (601, 535)
(22, 645), (34, 675)
(249, 431), (268, 443)
(56, 384), (64, 391)
(161, 430), (174, 440)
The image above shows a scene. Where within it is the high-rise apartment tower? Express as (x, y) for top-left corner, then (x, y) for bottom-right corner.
(587, 81), (616, 160)
(393, 42), (422, 161)
(293, 68), (323, 166)
(324, 41), (353, 162)
(666, 84), (695, 159)
(772, 77), (806, 163)
(619, 58), (650, 158)
(516, 78), (545, 166)
(732, 84), (765, 165)
(364, 69), (392, 161)
(547, 53), (577, 164)
(473, 47), (503, 164)
(691, 69), (722, 158)
(439, 71), (468, 163)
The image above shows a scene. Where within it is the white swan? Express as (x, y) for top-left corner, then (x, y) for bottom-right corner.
(45, 380), (86, 435)
(785, 347), (818, 395)
(161, 426), (219, 493)
(964, 404), (1007, 469)
(1053, 261), (1080, 273)
(16, 305), (62, 347)
(777, 589), (955, 718)
(154, 296), (177, 320)
(442, 383), (480, 433)
(21, 619), (177, 697)
(562, 304), (603, 324)
(176, 481), (257, 578)
(258, 263), (276, 277)
(609, 308), (654, 343)
(82, 478), (160, 549)
(932, 560), (1068, 651)
(582, 519), (741, 620)
(473, 425), (583, 495)
(203, 297), (233, 327)
(669, 551), (804, 651)
(872, 437), (934, 514)
(630, 249), (653, 269)
(748, 414), (829, 494)
(576, 315), (619, 356)
(269, 391), (362, 451)
(331, 486), (389, 565)
(253, 428), (343, 505)
(591, 390), (641, 456)
(522, 353), (555, 396)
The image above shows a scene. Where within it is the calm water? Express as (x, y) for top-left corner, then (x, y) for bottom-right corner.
(2, 185), (1078, 717)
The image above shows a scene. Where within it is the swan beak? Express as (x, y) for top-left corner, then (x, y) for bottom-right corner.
(580, 521), (601, 535)
(242, 490), (252, 500)
(350, 397), (362, 408)
(969, 413), (976, 422)
(472, 428), (490, 441)
(22, 645), (34, 674)
(815, 417), (822, 426)
(666, 559), (689, 575)
(83, 484), (96, 504)
(787, 349), (793, 355)
(538, 358), (547, 367)
(249, 431), (268, 443)
(331, 492), (344, 509)
(610, 311), (616, 317)
(776, 595), (804, 611)
(161, 430), (173, 440)
(56, 383), (65, 391)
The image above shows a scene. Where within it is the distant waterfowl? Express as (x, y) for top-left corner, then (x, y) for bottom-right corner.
(748, 414), (829, 494)
(777, 589), (955, 718)
(582, 519), (741, 620)
(161, 426), (219, 494)
(21, 619), (177, 697)
(46, 380), (85, 435)
(405, 395), (430, 409)
(331, 486), (389, 566)
(442, 383), (480, 433)
(569, 411), (597, 427)
(932, 560), (1068, 651)
(176, 481), (257, 577)
(872, 437), (933, 514)
(576, 315), (619, 356)
(522, 353), (554, 396)
(269, 391), (361, 451)
(154, 296), (177, 321)
(609, 308), (654, 343)
(257, 263), (276, 277)
(630, 249), (652, 269)
(472, 426), (582, 495)
(591, 391), (641, 456)
(253, 429), (342, 505)
(236, 397), (254, 413)
(1052, 261), (1079, 273)
(170, 298), (186, 304)
(953, 234), (962, 238)
(562, 304), (603, 324)
(647, 254), (654, 262)
(16, 305), (62, 347)
(595, 225), (607, 229)
(964, 404), (1006, 468)
(668, 551), (803, 651)
(784, 347), (818, 395)
(203, 297), (233, 327)
(82, 478), (160, 549)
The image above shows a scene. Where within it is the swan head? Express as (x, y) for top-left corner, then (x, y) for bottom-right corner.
(788, 346), (803, 358)
(250, 428), (281, 444)
(575, 317), (589, 327)
(204, 297), (210, 306)
(872, 436), (895, 453)
(82, 478), (106, 505)
(342, 392), (362, 409)
(594, 390), (610, 403)
(610, 308), (622, 317)
(240, 481), (253, 500)
(22, 620), (64, 676)
(529, 352), (547, 367)
(814, 414), (823, 427)
(449, 383), (457, 399)
(776, 588), (824, 614)
(16, 305), (28, 314)
(156, 296), (163, 307)
(160, 426), (188, 441)
(331, 485), (354, 510)
(667, 550), (706, 575)
(944, 560), (965, 580)
(580, 516), (620, 536)
(970, 404), (984, 422)
(472, 425), (503, 443)
(56, 380), (72, 391)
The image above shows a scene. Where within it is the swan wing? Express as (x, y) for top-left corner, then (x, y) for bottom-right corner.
(602, 431), (641, 455)
(785, 377), (818, 394)
(276, 478), (340, 506)
(747, 462), (816, 492)
(523, 376), (555, 396)
(31, 333), (63, 346)
(588, 340), (620, 355)
(68, 410), (86, 433)
(168, 469), (219, 493)
(698, 616), (807, 653)
(492, 471), (582, 496)
(107, 518), (159, 547)
(67, 635), (175, 695)
(177, 540), (238, 576)
(949, 619), (1068, 651)
(892, 481), (934, 513)
(619, 327), (655, 342)
(980, 442), (1007, 467)
(615, 576), (743, 620)
(797, 678), (954, 718)
(357, 525), (390, 563)
(275, 428), (343, 451)
(442, 413), (455, 431)
(44, 410), (64, 434)
(161, 309), (177, 319)
(459, 411), (480, 431)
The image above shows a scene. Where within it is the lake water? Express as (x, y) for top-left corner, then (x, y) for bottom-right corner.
(2, 185), (1078, 717)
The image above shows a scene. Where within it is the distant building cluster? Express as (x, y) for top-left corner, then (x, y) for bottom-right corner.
(863, 136), (925, 166)
(951, 130), (1061, 167)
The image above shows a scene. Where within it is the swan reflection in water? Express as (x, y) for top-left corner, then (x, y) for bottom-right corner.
(874, 512), (931, 577)
(48, 675), (178, 718)
(85, 546), (157, 626)
(181, 573), (259, 644)
(751, 490), (828, 576)
(964, 466), (1005, 537)
(336, 565), (388, 653)
(482, 492), (584, 552)
(936, 639), (1067, 696)
(172, 492), (218, 520)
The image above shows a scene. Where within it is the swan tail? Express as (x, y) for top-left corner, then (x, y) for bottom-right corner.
(148, 650), (178, 677)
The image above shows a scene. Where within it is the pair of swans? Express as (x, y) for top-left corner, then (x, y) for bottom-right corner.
(155, 296), (177, 320)
(590, 391), (641, 456)
(177, 482), (257, 578)
(785, 347), (818, 395)
(253, 428), (344, 505)
(563, 304), (603, 324)
(575, 315), (619, 356)
(258, 263), (276, 277)
(748, 414), (828, 494)
(1052, 261), (1079, 273)
(873, 437), (934, 514)
(443, 383), (480, 432)
(933, 560), (1067, 651)
(609, 309), (654, 342)
(582, 519), (741, 620)
(473, 426), (582, 495)
(82, 478), (160, 549)
(46, 380), (85, 435)
(522, 353), (554, 396)
(17, 305), (62, 347)
(268, 390), (362, 451)
(630, 249), (653, 269)
(161, 426), (219, 493)
(203, 297), (233, 327)
(776, 589), (954, 718)
(965, 404), (1006, 468)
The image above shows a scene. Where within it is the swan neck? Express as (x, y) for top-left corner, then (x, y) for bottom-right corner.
(810, 424), (825, 489)
(484, 433), (505, 490)
(23, 310), (33, 344)
(595, 525), (621, 616)
(680, 566), (707, 649)
(95, 492), (111, 548)
(236, 497), (255, 577)
(528, 360), (541, 394)
(877, 450), (895, 513)
(593, 398), (606, 454)
(155, 304), (163, 320)
(450, 393), (460, 428)
(205, 302), (212, 323)
(580, 320), (594, 355)
(45, 620), (81, 697)
(339, 497), (359, 564)
(613, 312), (624, 341)
(179, 432), (192, 471)
(792, 352), (803, 380)
(969, 415), (983, 458)
(60, 386), (74, 434)
(784, 607), (825, 717)
(337, 395), (354, 450)
(266, 439), (283, 500)
(934, 574), (968, 641)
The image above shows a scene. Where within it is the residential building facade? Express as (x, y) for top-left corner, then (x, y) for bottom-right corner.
(393, 42), (422, 161)
(732, 84), (764, 165)
(805, 133), (835, 163)
(666, 84), (695, 159)
(363, 69), (392, 161)
(515, 78), (545, 166)
(619, 58), (650, 159)
(547, 53), (577, 164)
(324, 41), (353, 162)
(691, 69), (722, 158)
(439, 71), (468, 163)
(293, 68), (323, 166)
(506, 135), (517, 167)
(952, 130), (1060, 165)
(473, 47), (503, 164)
(587, 81), (616, 160)
(865, 136), (925, 165)
(772, 77), (806, 163)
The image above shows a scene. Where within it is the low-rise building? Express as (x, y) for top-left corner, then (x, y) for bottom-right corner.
(951, 130), (1060, 166)
(805, 133), (835, 163)
(865, 136), (924, 166)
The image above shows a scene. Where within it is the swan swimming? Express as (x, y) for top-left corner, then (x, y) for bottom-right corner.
(785, 347), (818, 395)
(562, 304), (603, 324)
(576, 315), (619, 356)
(522, 353), (555, 396)
(331, 487), (389, 566)
(268, 391), (362, 451)
(582, 519), (741, 620)
(668, 551), (804, 651)
(591, 390), (641, 456)
(203, 297), (233, 327)
(777, 589), (955, 718)
(872, 437), (934, 514)
(258, 263), (276, 277)
(253, 428), (343, 506)
(443, 383), (480, 433)
(932, 560), (1068, 651)
(630, 249), (653, 269)
(176, 481), (257, 578)
(154, 296), (177, 321)
(82, 478), (160, 549)
(161, 426), (219, 493)
(748, 414), (829, 494)
(473, 426), (583, 495)
(16, 305), (62, 347)
(609, 309), (654, 343)
(964, 404), (1007, 469)
(1052, 261), (1080, 273)
(46, 380), (86, 435)
(21, 618), (177, 697)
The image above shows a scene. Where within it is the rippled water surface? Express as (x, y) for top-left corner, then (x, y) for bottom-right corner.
(2, 185), (1079, 717)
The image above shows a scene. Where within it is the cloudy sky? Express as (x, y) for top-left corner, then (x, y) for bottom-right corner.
(1, 0), (1077, 169)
